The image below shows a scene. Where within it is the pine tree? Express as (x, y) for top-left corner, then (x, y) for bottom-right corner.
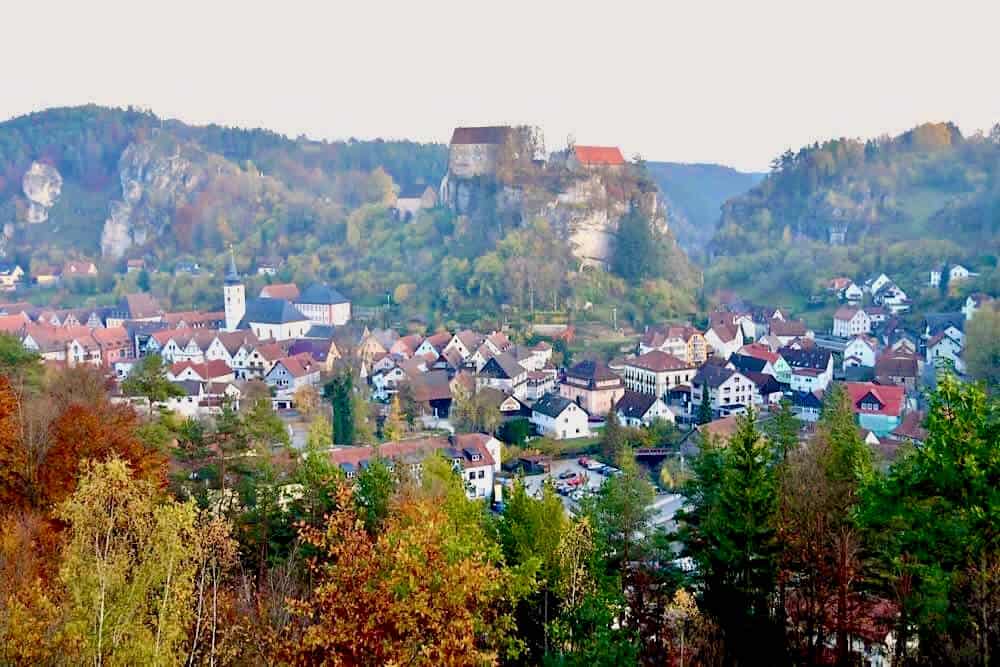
(323, 371), (355, 445)
(601, 410), (626, 462)
(697, 392), (713, 425)
(383, 396), (405, 442)
(765, 399), (800, 462)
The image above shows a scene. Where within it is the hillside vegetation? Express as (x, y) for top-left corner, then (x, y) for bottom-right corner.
(706, 122), (1000, 312)
(0, 106), (698, 327)
(646, 161), (762, 257)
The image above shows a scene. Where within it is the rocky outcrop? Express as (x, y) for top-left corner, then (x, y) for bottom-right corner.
(101, 139), (203, 259)
(22, 162), (62, 223)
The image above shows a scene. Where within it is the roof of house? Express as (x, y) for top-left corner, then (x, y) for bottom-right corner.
(270, 355), (317, 379)
(874, 354), (919, 379)
(640, 323), (701, 348)
(297, 282), (348, 305)
(479, 352), (525, 380)
(924, 312), (964, 335)
(770, 318), (808, 337)
(892, 411), (928, 442)
(615, 391), (661, 420)
(566, 359), (621, 383)
(450, 126), (511, 145)
(572, 145), (625, 166)
(708, 322), (739, 343)
(239, 298), (308, 326)
(422, 331), (453, 351)
(697, 415), (742, 443)
(453, 329), (483, 351)
(170, 359), (233, 380)
(626, 350), (692, 373)
(121, 293), (163, 319)
(259, 283), (300, 300)
(791, 390), (824, 410)
(532, 392), (576, 418)
(779, 347), (831, 370)
(409, 369), (453, 403)
(834, 305), (863, 321)
(728, 352), (768, 375)
(738, 343), (780, 364)
(0, 313), (29, 334)
(693, 364), (736, 388)
(844, 382), (905, 417)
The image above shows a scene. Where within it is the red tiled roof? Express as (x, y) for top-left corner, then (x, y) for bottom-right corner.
(626, 350), (692, 372)
(329, 433), (495, 470)
(0, 313), (29, 334)
(170, 359), (233, 380)
(844, 382), (904, 417)
(573, 145), (625, 166)
(892, 411), (928, 442)
(739, 343), (780, 364)
(834, 306), (861, 321)
(260, 283), (300, 300)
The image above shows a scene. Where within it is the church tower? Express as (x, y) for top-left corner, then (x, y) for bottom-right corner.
(223, 249), (245, 332)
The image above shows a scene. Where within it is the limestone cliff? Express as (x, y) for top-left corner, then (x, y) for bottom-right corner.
(21, 162), (62, 223)
(101, 138), (203, 259)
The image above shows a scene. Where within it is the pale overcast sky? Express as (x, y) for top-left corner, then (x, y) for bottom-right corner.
(3, 1), (997, 172)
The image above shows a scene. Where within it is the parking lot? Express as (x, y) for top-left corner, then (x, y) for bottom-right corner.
(519, 456), (686, 525)
(522, 457), (616, 512)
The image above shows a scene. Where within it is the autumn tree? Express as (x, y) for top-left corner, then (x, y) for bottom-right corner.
(382, 395), (406, 441)
(57, 457), (201, 666)
(451, 387), (501, 435)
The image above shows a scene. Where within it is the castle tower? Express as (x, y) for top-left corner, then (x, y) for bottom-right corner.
(223, 249), (245, 332)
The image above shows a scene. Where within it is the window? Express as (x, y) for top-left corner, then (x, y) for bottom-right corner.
(478, 470), (485, 479)
(468, 472), (475, 480)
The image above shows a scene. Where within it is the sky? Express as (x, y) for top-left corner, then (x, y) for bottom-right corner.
(2, 1), (998, 172)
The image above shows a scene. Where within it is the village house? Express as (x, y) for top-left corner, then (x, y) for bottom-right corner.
(842, 335), (878, 370)
(872, 281), (910, 314)
(833, 306), (872, 338)
(328, 433), (502, 501)
(238, 298), (311, 341)
(294, 283), (351, 327)
(524, 369), (557, 401)
(392, 185), (438, 221)
(531, 393), (591, 440)
(615, 390), (674, 428)
(560, 360), (626, 417)
(728, 351), (780, 382)
(245, 342), (287, 379)
(621, 350), (696, 398)
(62, 260), (98, 279)
(443, 329), (484, 360)
(841, 281), (864, 304)
(769, 318), (811, 346)
(891, 411), (927, 446)
(32, 265), (61, 286)
(844, 382), (905, 436)
(415, 331), (453, 358)
(926, 331), (964, 374)
(691, 365), (755, 418)
(703, 322), (744, 361)
(790, 390), (824, 423)
(923, 312), (965, 346)
(566, 145), (626, 171)
(265, 354), (321, 394)
(638, 324), (708, 365)
(92, 327), (132, 369)
(929, 263), (977, 288)
(106, 293), (164, 328)
(781, 347), (834, 393)
(737, 343), (792, 383)
(874, 352), (920, 390)
(476, 352), (529, 399)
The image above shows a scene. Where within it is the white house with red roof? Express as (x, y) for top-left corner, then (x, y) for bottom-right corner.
(567, 145), (626, 170)
(167, 360), (235, 384)
(264, 353), (321, 394)
(844, 382), (905, 436)
(843, 335), (878, 370)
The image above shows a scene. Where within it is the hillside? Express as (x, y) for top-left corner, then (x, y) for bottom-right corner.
(645, 162), (763, 257)
(705, 122), (1000, 314)
(0, 106), (699, 327)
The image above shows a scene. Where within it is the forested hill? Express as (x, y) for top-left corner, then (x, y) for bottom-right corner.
(705, 122), (1000, 307)
(645, 162), (762, 257)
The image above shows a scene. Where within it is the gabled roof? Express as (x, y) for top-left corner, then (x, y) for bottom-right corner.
(708, 322), (739, 343)
(615, 391), (661, 420)
(693, 365), (736, 389)
(779, 347), (831, 371)
(738, 343), (780, 365)
(874, 354), (918, 379)
(422, 331), (453, 351)
(924, 312), (964, 336)
(259, 283), (300, 300)
(297, 283), (348, 305)
(844, 382), (904, 417)
(409, 369), (453, 403)
(329, 433), (496, 471)
(453, 329), (483, 351)
(239, 298), (308, 326)
(532, 393), (576, 418)
(770, 318), (808, 337)
(572, 145), (625, 166)
(625, 350), (693, 373)
(729, 352), (767, 377)
(479, 352), (525, 380)
(892, 411), (928, 442)
(834, 305), (863, 321)
(790, 390), (823, 409)
(121, 293), (163, 319)
(270, 355), (317, 379)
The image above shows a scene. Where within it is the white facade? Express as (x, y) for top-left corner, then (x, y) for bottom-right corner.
(927, 335), (965, 374)
(843, 336), (877, 370)
(224, 282), (246, 332)
(842, 283), (863, 303)
(295, 301), (350, 327)
(531, 402), (590, 440)
(691, 371), (755, 413)
(246, 319), (310, 342)
(833, 309), (871, 338)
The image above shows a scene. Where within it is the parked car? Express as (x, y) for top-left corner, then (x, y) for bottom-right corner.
(585, 461), (604, 472)
(558, 470), (577, 480)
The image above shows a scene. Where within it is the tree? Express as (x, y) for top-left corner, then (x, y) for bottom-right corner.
(323, 371), (355, 445)
(0, 333), (42, 394)
(382, 395), (406, 441)
(765, 398), (799, 462)
(964, 306), (1000, 390)
(861, 376), (999, 664)
(121, 354), (184, 403)
(681, 410), (783, 662)
(451, 388), (501, 434)
(612, 209), (665, 284)
(600, 409), (626, 462)
(137, 268), (151, 292)
(292, 384), (320, 418)
(354, 457), (395, 533)
(498, 417), (531, 447)
(588, 448), (654, 568)
(57, 457), (201, 665)
(697, 391), (713, 425)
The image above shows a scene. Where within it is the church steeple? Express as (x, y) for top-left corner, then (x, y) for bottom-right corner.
(225, 246), (241, 285)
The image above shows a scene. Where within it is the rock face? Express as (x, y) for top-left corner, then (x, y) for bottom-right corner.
(101, 140), (203, 259)
(22, 162), (63, 223)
